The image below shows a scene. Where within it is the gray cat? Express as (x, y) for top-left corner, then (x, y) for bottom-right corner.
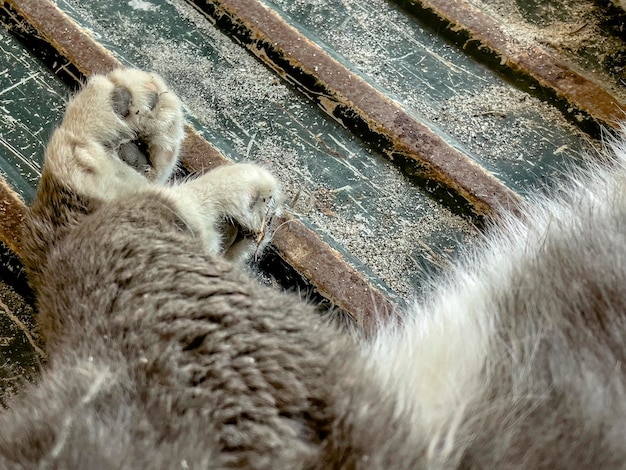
(0, 69), (624, 469)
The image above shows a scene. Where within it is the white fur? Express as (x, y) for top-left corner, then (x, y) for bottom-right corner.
(165, 163), (282, 255)
(364, 143), (626, 465)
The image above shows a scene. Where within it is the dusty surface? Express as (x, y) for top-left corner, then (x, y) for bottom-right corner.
(0, 280), (40, 405)
(475, 0), (626, 102)
(6, 0), (614, 301)
(269, 0), (600, 191)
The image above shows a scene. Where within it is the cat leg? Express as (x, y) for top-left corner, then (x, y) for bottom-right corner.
(43, 68), (185, 201)
(164, 163), (282, 262)
(101, 70), (282, 260)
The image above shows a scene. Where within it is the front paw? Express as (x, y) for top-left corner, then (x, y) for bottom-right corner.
(105, 69), (185, 183)
(220, 163), (281, 232)
(62, 68), (184, 185)
(201, 163), (282, 261)
(222, 165), (282, 262)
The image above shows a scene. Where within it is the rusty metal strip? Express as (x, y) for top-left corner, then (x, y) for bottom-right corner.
(185, 0), (521, 217)
(0, 178), (26, 258)
(2, 0), (115, 77)
(271, 216), (394, 331)
(1, 0), (397, 326)
(408, 0), (624, 128)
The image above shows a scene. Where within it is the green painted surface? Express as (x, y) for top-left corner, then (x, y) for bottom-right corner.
(0, 26), (67, 202)
(0, 28), (66, 397)
(0, 0), (610, 303)
(265, 0), (597, 195)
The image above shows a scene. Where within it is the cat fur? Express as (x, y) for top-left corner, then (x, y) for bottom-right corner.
(0, 69), (623, 469)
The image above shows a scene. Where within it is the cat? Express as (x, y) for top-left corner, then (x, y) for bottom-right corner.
(0, 68), (624, 469)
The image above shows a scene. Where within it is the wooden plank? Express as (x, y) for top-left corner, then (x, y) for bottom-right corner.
(263, 0), (599, 194)
(0, 14), (73, 398)
(56, 0), (480, 300)
(14, 0), (602, 299)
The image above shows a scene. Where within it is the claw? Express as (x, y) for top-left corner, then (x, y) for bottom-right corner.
(253, 203), (275, 261)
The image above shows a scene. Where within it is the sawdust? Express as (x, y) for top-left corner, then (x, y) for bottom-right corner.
(58, 0), (608, 299)
(247, 138), (476, 299)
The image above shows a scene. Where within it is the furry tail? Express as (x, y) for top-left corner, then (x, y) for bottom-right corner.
(359, 136), (626, 468)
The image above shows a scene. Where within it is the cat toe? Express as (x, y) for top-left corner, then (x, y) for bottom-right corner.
(111, 86), (132, 118)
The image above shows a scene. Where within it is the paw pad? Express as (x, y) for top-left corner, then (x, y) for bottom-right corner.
(111, 86), (132, 118)
(119, 141), (150, 173)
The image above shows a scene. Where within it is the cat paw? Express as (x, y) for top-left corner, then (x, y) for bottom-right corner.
(182, 163), (282, 261)
(60, 68), (184, 185)
(219, 163), (282, 234)
(220, 164), (282, 261)
(105, 69), (185, 183)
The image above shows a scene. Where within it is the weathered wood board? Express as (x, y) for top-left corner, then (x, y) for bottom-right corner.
(0, 24), (66, 399)
(57, 0), (600, 298)
(58, 0), (475, 301)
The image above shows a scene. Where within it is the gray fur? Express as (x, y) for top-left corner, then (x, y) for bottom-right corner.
(0, 70), (625, 469)
(13, 175), (360, 469)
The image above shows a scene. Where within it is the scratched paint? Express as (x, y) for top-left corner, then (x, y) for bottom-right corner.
(0, 27), (67, 202)
(265, 0), (598, 195)
(59, 0), (477, 299)
(0, 28), (65, 394)
(0, 0), (603, 299)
